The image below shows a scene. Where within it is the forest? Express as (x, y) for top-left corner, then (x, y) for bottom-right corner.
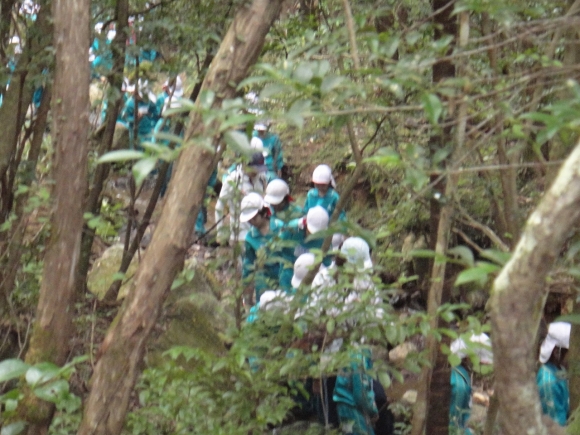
(1, 0), (580, 434)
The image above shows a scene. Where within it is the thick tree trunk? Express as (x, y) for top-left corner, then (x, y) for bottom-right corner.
(18, 0), (90, 432)
(77, 1), (283, 434)
(567, 300), (580, 413)
(490, 140), (580, 435)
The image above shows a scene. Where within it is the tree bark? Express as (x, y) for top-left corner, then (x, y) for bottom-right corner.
(77, 1), (283, 434)
(490, 140), (580, 435)
(411, 1), (456, 434)
(18, 0), (90, 432)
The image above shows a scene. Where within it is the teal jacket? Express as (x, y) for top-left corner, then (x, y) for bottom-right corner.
(450, 365), (472, 434)
(243, 217), (285, 301)
(537, 362), (569, 426)
(333, 349), (378, 435)
(303, 188), (346, 221)
(271, 201), (303, 224)
(253, 131), (284, 173)
(278, 222), (332, 292)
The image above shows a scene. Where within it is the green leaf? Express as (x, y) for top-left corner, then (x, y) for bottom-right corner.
(555, 314), (580, 324)
(25, 362), (60, 386)
(448, 245), (474, 267)
(326, 318), (335, 334)
(199, 89), (215, 109)
(150, 132), (184, 148)
(455, 262), (500, 286)
(223, 130), (252, 156)
(293, 62), (314, 84)
(378, 371), (391, 389)
(480, 249), (511, 266)
(0, 359), (29, 382)
(320, 75), (343, 94)
(448, 353), (461, 367)
(97, 149), (145, 164)
(132, 157), (158, 187)
(1, 422), (26, 435)
(421, 93), (443, 125)
(33, 379), (70, 403)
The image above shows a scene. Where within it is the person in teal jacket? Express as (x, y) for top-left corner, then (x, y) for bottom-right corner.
(537, 322), (570, 426)
(278, 206), (331, 292)
(264, 179), (303, 224)
(303, 164), (346, 220)
(253, 123), (284, 180)
(119, 80), (160, 148)
(333, 349), (378, 435)
(240, 193), (285, 303)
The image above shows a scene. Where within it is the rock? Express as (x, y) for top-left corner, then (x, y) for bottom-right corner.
(87, 243), (140, 300)
(389, 341), (418, 363)
(146, 259), (235, 365)
(402, 389), (417, 404)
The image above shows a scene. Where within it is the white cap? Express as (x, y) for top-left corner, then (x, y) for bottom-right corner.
(240, 192), (264, 223)
(306, 206), (329, 234)
(254, 123), (268, 131)
(250, 136), (264, 150)
(291, 253), (316, 289)
(312, 164), (336, 188)
(451, 332), (493, 364)
(340, 237), (372, 269)
(331, 233), (345, 251)
(264, 179), (290, 205)
(540, 322), (570, 363)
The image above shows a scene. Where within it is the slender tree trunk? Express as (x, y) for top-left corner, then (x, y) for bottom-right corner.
(77, 2), (283, 434)
(411, 1), (456, 434)
(76, 0), (129, 295)
(490, 140), (580, 435)
(568, 300), (580, 413)
(18, 0), (89, 432)
(0, 1), (52, 184)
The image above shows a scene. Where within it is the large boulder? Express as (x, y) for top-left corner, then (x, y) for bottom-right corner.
(87, 243), (139, 300)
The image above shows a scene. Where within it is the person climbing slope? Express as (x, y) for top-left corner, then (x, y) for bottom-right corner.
(303, 164), (346, 221)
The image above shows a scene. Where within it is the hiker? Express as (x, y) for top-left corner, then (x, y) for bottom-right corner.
(215, 152), (268, 246)
(264, 179), (302, 223)
(278, 206), (331, 292)
(537, 321), (570, 426)
(119, 79), (160, 148)
(240, 192), (285, 303)
(156, 76), (184, 115)
(303, 164), (346, 220)
(449, 332), (493, 435)
(253, 122), (284, 180)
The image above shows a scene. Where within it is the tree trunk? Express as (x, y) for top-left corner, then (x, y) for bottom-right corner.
(411, 1), (456, 434)
(18, 0), (90, 432)
(77, 1), (283, 434)
(489, 140), (580, 435)
(0, 1), (52, 185)
(76, 0), (129, 295)
(568, 300), (580, 413)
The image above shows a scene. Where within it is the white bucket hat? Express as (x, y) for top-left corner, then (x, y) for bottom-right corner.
(306, 206), (329, 234)
(240, 192), (264, 223)
(451, 332), (493, 364)
(312, 164), (336, 188)
(291, 253), (316, 289)
(540, 322), (570, 363)
(340, 237), (372, 269)
(264, 179), (290, 205)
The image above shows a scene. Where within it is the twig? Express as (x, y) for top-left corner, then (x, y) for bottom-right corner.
(456, 204), (510, 252)
(452, 228), (483, 254)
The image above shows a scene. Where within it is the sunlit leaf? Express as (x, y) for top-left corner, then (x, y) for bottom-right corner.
(97, 149), (145, 164)
(0, 359), (29, 383)
(132, 157), (158, 187)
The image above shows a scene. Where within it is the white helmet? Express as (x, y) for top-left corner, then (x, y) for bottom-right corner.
(250, 136), (264, 151)
(291, 253), (316, 289)
(312, 164), (333, 185)
(264, 179), (290, 205)
(340, 237), (372, 269)
(331, 233), (345, 251)
(451, 332), (494, 365)
(306, 206), (329, 234)
(259, 290), (291, 311)
(254, 123), (268, 132)
(240, 192), (265, 223)
(540, 322), (570, 363)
